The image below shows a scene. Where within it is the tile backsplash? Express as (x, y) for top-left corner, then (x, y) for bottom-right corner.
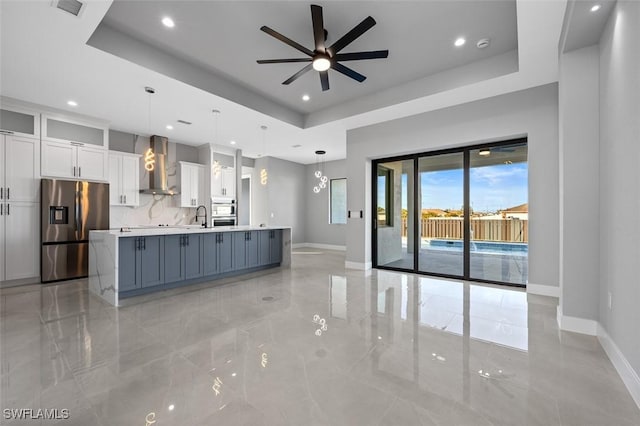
(110, 194), (196, 229)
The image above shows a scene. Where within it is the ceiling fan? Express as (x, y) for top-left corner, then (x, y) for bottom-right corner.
(257, 4), (388, 91)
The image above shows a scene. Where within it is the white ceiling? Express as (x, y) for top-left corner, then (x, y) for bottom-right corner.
(0, 0), (567, 164)
(96, 1), (517, 115)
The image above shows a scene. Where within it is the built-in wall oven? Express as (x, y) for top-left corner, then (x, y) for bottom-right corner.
(212, 198), (236, 227)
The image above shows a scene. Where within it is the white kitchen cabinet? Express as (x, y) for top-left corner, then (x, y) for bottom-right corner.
(179, 162), (205, 207)
(211, 167), (235, 198)
(0, 134), (40, 282)
(3, 202), (39, 280)
(42, 139), (108, 181)
(42, 114), (108, 148)
(109, 151), (141, 206)
(0, 105), (40, 138)
(2, 135), (40, 202)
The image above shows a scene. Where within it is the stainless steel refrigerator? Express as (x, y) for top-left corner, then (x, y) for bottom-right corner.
(41, 179), (109, 283)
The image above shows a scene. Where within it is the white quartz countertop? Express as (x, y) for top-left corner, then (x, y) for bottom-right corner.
(90, 225), (290, 238)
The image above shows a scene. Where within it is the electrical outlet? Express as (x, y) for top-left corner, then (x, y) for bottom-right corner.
(608, 292), (612, 310)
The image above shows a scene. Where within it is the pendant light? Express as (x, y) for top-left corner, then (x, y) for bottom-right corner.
(260, 125), (268, 185)
(212, 109), (221, 177)
(143, 86), (156, 171)
(313, 150), (328, 193)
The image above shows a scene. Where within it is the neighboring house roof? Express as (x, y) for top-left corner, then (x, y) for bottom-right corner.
(500, 203), (528, 213)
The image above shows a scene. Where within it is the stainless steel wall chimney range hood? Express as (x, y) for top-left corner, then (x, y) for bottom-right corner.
(140, 135), (179, 195)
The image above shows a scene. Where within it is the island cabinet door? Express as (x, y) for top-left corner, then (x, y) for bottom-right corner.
(139, 236), (164, 288)
(270, 230), (283, 264)
(183, 234), (204, 280)
(218, 233), (234, 273)
(119, 237), (139, 291)
(258, 231), (271, 266)
(234, 232), (247, 270)
(246, 231), (260, 268)
(164, 234), (185, 283)
(203, 233), (219, 276)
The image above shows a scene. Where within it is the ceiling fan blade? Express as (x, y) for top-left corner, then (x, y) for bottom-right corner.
(328, 16), (376, 55)
(261, 26), (314, 57)
(335, 50), (388, 61)
(332, 62), (366, 82)
(311, 5), (325, 52)
(319, 70), (330, 91)
(257, 58), (312, 64)
(282, 63), (313, 85)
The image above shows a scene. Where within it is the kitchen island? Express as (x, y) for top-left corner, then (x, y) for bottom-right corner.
(88, 226), (291, 306)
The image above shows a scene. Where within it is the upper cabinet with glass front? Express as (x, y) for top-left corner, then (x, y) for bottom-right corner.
(42, 114), (108, 148)
(41, 114), (109, 181)
(0, 105), (40, 138)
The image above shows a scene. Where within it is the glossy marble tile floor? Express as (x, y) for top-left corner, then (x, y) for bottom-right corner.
(1, 249), (639, 425)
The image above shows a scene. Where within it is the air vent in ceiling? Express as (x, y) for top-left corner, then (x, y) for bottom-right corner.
(53, 0), (84, 17)
(177, 120), (192, 125)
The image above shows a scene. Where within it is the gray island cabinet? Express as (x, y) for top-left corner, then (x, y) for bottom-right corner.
(88, 226), (291, 306)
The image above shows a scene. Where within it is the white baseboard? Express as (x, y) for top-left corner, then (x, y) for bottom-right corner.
(292, 243), (346, 251)
(305, 243), (346, 251)
(597, 324), (640, 410)
(556, 306), (598, 335)
(345, 261), (372, 270)
(527, 283), (559, 297)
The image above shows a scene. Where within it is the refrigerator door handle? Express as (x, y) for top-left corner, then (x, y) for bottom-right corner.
(6, 204), (9, 216)
(75, 189), (82, 239)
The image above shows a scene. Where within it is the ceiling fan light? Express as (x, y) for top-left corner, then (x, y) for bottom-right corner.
(312, 57), (331, 71)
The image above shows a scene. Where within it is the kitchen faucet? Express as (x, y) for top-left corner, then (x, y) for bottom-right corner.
(195, 205), (208, 228)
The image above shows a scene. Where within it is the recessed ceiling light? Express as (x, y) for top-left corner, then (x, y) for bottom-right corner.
(162, 17), (175, 28)
(168, 404), (175, 411)
(590, 4), (601, 12)
(230, 140), (236, 145)
(67, 100), (78, 107)
(479, 149), (491, 156)
(166, 125), (173, 130)
(454, 37), (466, 47)
(302, 94), (310, 102)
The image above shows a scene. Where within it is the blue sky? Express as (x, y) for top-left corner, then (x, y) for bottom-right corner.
(379, 163), (527, 213)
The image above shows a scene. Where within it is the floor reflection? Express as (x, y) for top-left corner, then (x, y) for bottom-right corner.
(0, 251), (638, 426)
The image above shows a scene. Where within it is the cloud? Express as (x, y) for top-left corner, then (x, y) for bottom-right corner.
(470, 165), (527, 186)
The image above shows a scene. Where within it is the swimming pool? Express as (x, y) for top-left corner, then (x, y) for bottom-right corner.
(424, 239), (528, 256)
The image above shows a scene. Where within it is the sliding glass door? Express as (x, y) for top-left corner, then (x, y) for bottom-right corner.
(373, 139), (528, 286)
(375, 159), (415, 269)
(418, 153), (464, 276)
(469, 142), (528, 284)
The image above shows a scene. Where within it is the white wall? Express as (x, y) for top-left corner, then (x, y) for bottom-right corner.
(558, 45), (600, 320)
(304, 159), (347, 248)
(598, 0), (640, 378)
(345, 83), (560, 291)
(251, 156), (307, 244)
